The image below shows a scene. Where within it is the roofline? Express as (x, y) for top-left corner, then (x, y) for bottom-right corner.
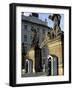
(22, 19), (50, 29)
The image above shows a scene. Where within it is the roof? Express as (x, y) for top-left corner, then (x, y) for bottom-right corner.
(22, 15), (50, 28)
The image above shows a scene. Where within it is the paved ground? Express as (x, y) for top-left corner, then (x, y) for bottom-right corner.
(22, 72), (48, 77)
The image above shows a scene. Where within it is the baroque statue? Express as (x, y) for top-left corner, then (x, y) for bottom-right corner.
(48, 14), (62, 38)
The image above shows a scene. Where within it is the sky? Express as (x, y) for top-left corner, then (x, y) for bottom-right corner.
(23, 13), (64, 31)
(39, 13), (64, 31)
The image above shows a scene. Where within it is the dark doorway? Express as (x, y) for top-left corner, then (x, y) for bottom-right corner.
(48, 57), (51, 75)
(25, 61), (28, 73)
(35, 44), (42, 72)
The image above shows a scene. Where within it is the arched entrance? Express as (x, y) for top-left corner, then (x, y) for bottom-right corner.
(35, 44), (42, 72)
(47, 55), (58, 76)
(25, 59), (33, 73)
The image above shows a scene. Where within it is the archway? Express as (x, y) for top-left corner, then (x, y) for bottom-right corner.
(47, 55), (58, 76)
(25, 59), (33, 73)
(35, 44), (42, 72)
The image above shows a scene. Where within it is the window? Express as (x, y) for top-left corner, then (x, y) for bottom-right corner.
(24, 24), (27, 30)
(42, 29), (45, 34)
(30, 35), (32, 40)
(37, 28), (39, 32)
(24, 46), (27, 54)
(31, 26), (34, 30)
(24, 35), (27, 42)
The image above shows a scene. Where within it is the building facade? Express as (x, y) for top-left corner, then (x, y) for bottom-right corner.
(21, 13), (64, 76)
(21, 13), (50, 75)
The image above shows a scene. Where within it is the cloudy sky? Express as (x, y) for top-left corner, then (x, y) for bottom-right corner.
(23, 13), (64, 31)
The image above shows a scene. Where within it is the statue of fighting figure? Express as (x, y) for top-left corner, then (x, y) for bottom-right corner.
(31, 27), (39, 47)
(48, 14), (62, 39)
(31, 26), (42, 72)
